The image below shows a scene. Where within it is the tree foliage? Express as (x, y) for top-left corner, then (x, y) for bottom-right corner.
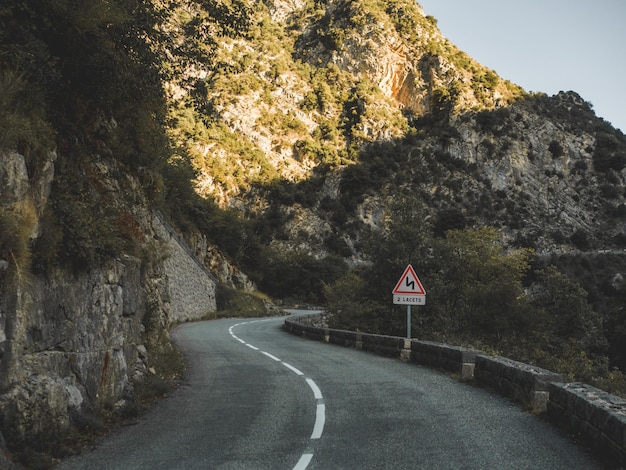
(521, 267), (608, 382)
(324, 194), (621, 392)
(425, 227), (533, 344)
(260, 250), (348, 304)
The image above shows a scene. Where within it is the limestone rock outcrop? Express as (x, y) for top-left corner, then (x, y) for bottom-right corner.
(0, 148), (218, 457)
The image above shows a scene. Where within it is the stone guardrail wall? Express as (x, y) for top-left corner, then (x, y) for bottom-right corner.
(283, 314), (626, 467)
(548, 382), (626, 465)
(474, 355), (563, 412)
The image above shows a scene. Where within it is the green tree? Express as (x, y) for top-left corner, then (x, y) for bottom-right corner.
(425, 227), (534, 344)
(361, 194), (433, 300)
(325, 193), (434, 336)
(526, 266), (608, 381)
(261, 250), (348, 303)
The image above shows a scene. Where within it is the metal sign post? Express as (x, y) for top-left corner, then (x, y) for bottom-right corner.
(407, 304), (411, 339)
(392, 264), (426, 339)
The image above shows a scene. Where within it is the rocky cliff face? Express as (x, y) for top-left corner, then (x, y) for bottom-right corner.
(0, 147), (220, 460)
(159, 0), (625, 258)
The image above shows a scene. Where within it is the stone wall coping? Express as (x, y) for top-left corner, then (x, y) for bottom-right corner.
(475, 355), (564, 391)
(411, 339), (482, 361)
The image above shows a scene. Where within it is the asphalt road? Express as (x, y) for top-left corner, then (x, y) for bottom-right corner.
(58, 312), (602, 469)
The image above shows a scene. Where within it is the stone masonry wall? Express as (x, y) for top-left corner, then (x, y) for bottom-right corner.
(152, 212), (217, 323)
(548, 382), (626, 466)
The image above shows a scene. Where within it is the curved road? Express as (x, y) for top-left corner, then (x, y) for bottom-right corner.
(59, 312), (601, 469)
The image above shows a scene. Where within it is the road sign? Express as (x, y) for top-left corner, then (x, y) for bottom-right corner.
(393, 294), (425, 305)
(392, 264), (426, 295)
(392, 265), (426, 338)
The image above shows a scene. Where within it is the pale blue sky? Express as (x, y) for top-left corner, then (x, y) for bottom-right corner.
(417, 0), (626, 133)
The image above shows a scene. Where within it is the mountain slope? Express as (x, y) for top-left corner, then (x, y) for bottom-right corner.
(162, 0), (524, 198)
(155, 0), (626, 256)
(154, 0), (626, 370)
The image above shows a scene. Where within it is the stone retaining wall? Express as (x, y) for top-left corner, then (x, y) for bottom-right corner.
(328, 329), (358, 348)
(283, 313), (626, 466)
(283, 316), (482, 380)
(152, 212), (217, 322)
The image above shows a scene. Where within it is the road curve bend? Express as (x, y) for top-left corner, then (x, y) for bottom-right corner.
(58, 314), (601, 469)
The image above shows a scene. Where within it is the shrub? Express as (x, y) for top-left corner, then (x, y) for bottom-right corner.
(593, 128), (626, 172)
(0, 70), (35, 149)
(571, 229), (591, 250)
(216, 286), (271, 318)
(548, 140), (564, 158)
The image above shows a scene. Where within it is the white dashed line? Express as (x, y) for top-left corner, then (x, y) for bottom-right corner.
(293, 453), (314, 470)
(281, 362), (304, 376)
(261, 351), (281, 362)
(311, 404), (325, 439)
(306, 378), (323, 400)
(229, 320), (325, 469)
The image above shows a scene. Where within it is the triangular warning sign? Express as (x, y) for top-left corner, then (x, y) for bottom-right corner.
(392, 264), (426, 295)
